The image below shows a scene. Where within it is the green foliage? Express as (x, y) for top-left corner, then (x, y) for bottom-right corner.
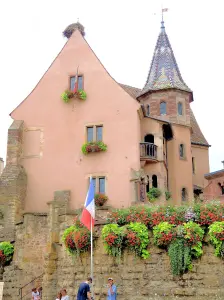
(125, 222), (150, 259)
(62, 224), (90, 256)
(102, 224), (125, 258)
(61, 90), (74, 103)
(183, 221), (204, 247)
(168, 238), (191, 276)
(208, 221), (224, 258)
(153, 222), (176, 247)
(82, 141), (107, 155)
(0, 242), (14, 263)
(61, 91), (69, 103)
(147, 188), (162, 201)
(165, 191), (171, 200)
(78, 89), (87, 100)
(191, 241), (203, 258)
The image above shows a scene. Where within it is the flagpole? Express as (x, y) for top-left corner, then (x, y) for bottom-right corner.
(90, 217), (94, 299)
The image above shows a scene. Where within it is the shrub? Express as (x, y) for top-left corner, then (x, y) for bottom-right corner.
(125, 222), (150, 259)
(194, 202), (224, 226)
(165, 191), (171, 200)
(95, 194), (108, 207)
(102, 224), (125, 258)
(0, 242), (14, 266)
(82, 141), (107, 155)
(208, 221), (224, 258)
(147, 187), (161, 201)
(153, 222), (176, 247)
(62, 224), (90, 256)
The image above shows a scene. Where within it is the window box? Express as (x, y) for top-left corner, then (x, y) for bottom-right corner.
(82, 141), (107, 155)
(61, 89), (87, 103)
(95, 193), (108, 207)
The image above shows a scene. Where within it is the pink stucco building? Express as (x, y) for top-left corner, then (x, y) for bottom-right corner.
(4, 21), (210, 212)
(203, 161), (224, 202)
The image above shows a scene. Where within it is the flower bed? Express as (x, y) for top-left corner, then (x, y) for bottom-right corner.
(63, 202), (224, 276)
(107, 202), (224, 228)
(82, 141), (107, 155)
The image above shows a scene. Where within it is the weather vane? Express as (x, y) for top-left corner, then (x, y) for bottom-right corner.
(161, 7), (169, 22)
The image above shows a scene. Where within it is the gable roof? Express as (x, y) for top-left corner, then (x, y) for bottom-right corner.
(138, 22), (192, 99)
(119, 83), (209, 147)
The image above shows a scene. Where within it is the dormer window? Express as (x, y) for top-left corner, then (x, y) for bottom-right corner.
(70, 75), (83, 91)
(146, 104), (150, 116)
(178, 102), (183, 115)
(160, 102), (166, 115)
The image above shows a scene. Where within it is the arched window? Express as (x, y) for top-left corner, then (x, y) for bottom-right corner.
(146, 175), (150, 193)
(160, 102), (167, 115)
(144, 134), (154, 144)
(178, 102), (183, 115)
(152, 175), (158, 188)
(181, 188), (187, 201)
(179, 144), (184, 158)
(218, 183), (224, 195)
(146, 104), (150, 116)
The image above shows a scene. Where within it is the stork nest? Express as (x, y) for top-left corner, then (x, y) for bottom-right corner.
(63, 22), (85, 39)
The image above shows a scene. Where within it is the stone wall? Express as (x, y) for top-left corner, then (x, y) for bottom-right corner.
(55, 215), (224, 300)
(1, 208), (224, 300)
(3, 214), (48, 300)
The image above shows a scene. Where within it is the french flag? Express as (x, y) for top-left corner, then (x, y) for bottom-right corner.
(81, 178), (95, 230)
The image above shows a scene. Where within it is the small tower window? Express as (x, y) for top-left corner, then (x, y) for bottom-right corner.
(70, 75), (83, 91)
(179, 144), (185, 158)
(181, 188), (187, 201)
(160, 102), (167, 115)
(146, 104), (150, 116)
(192, 157), (195, 174)
(178, 102), (183, 115)
(152, 175), (158, 188)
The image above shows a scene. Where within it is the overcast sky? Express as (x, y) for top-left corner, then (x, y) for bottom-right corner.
(0, 0), (223, 171)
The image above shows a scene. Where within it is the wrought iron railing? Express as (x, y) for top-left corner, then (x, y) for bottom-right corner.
(19, 273), (43, 300)
(140, 142), (157, 159)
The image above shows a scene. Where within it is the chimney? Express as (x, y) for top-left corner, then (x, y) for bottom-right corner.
(0, 158), (4, 175)
(222, 161), (224, 169)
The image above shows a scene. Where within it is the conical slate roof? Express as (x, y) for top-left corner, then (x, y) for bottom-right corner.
(139, 21), (192, 97)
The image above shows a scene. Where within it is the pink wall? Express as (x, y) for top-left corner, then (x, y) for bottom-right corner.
(11, 30), (141, 212)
